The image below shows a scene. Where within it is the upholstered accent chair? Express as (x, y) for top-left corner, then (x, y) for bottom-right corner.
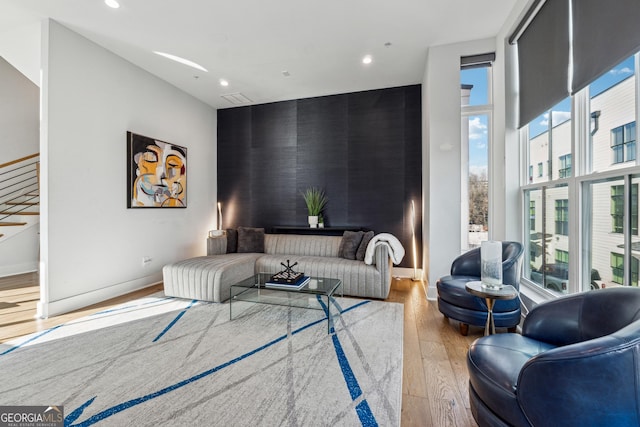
(467, 287), (640, 427)
(436, 241), (524, 335)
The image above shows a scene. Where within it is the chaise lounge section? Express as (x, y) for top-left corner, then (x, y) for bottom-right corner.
(163, 230), (398, 303)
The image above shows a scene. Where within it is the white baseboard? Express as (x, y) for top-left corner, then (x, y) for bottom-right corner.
(38, 273), (163, 319)
(392, 267), (423, 280)
(0, 262), (38, 278)
(426, 283), (438, 301)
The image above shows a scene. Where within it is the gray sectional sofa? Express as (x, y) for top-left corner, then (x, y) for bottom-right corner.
(162, 232), (394, 303)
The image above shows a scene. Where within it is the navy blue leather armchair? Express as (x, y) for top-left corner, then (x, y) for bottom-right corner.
(436, 241), (524, 335)
(467, 287), (640, 427)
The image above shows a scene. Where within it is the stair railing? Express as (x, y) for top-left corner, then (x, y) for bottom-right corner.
(0, 153), (40, 222)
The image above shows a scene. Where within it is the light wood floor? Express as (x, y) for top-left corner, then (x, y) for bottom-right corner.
(0, 273), (481, 426)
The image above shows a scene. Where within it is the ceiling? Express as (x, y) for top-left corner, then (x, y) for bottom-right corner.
(0, 0), (522, 110)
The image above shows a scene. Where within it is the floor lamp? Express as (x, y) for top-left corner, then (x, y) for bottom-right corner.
(411, 200), (420, 281)
(209, 202), (224, 237)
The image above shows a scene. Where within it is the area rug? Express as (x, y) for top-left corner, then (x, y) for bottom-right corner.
(0, 294), (403, 426)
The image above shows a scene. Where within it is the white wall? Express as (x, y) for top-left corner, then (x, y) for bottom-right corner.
(0, 56), (40, 277)
(0, 56), (39, 165)
(0, 18), (40, 87)
(39, 20), (217, 317)
(422, 38), (512, 299)
(0, 226), (39, 277)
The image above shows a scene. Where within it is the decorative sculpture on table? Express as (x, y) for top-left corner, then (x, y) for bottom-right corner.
(481, 240), (503, 289)
(271, 260), (303, 283)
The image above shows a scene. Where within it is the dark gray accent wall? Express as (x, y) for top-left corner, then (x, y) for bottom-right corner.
(217, 85), (422, 268)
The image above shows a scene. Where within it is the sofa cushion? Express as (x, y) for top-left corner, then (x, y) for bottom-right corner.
(255, 253), (386, 299)
(338, 230), (364, 260)
(356, 230), (375, 261)
(237, 227), (265, 253)
(226, 228), (238, 253)
(264, 234), (341, 257)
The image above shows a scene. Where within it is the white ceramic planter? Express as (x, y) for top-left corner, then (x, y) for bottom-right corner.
(308, 215), (318, 228)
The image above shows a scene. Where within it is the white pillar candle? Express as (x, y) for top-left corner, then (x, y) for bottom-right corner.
(481, 240), (503, 287)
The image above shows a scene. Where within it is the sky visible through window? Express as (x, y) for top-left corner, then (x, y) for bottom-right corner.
(529, 56), (636, 138)
(461, 68), (489, 177)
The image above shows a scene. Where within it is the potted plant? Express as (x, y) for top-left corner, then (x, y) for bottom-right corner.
(302, 187), (328, 228)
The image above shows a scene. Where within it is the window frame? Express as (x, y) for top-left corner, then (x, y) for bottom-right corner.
(461, 63), (494, 252)
(520, 52), (640, 299)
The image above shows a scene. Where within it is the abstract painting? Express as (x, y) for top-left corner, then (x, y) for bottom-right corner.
(127, 132), (187, 208)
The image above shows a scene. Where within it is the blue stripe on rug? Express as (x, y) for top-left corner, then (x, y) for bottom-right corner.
(317, 296), (378, 426)
(1, 324), (64, 356)
(65, 309), (331, 426)
(152, 299), (197, 342)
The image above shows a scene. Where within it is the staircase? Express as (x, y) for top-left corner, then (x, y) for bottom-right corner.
(0, 154), (40, 240)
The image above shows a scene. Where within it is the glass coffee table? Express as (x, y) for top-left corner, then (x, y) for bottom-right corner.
(229, 273), (343, 334)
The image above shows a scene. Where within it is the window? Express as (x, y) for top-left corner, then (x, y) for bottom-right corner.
(524, 185), (568, 293)
(555, 199), (569, 235)
(611, 122), (636, 164)
(558, 154), (572, 178)
(523, 54), (639, 294)
(611, 184), (638, 234)
(591, 57), (636, 174)
(611, 185), (624, 233)
(529, 200), (535, 230)
(461, 60), (492, 250)
(537, 162), (543, 177)
(529, 165), (533, 182)
(555, 249), (569, 265)
(611, 253), (639, 286)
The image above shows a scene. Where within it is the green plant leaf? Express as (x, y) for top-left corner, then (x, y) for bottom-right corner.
(301, 187), (328, 216)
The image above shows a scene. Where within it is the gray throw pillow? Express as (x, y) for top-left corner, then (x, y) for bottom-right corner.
(226, 229), (238, 253)
(338, 231), (364, 260)
(356, 231), (375, 261)
(237, 227), (265, 253)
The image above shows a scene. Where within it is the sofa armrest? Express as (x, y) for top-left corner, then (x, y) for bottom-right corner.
(374, 244), (393, 294)
(517, 329), (640, 426)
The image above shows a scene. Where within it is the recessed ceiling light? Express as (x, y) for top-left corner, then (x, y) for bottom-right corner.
(219, 79), (229, 87)
(362, 55), (373, 65)
(153, 51), (208, 72)
(105, 0), (120, 9)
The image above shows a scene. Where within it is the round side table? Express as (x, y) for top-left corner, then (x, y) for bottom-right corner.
(465, 281), (518, 336)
